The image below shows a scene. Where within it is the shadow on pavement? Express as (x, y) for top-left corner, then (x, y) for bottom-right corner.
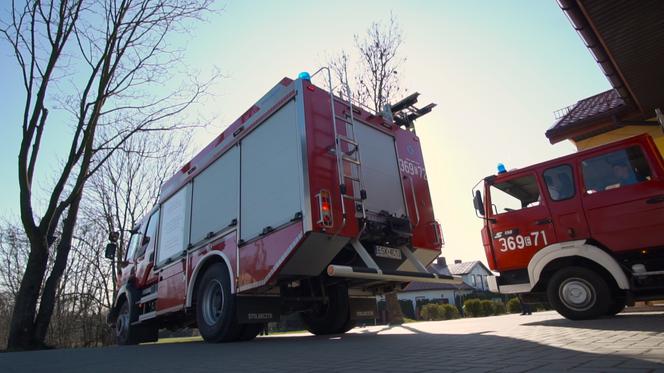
(1, 326), (662, 372)
(522, 312), (664, 333)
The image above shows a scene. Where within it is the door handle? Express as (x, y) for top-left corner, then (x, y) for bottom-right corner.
(535, 218), (552, 225)
(646, 195), (664, 204)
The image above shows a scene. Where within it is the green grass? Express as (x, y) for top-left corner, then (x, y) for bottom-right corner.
(150, 336), (203, 344)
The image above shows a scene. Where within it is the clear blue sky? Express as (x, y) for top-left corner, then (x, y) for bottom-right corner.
(0, 1), (610, 263)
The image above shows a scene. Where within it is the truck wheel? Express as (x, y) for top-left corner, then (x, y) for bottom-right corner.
(546, 266), (610, 320)
(196, 263), (242, 342)
(606, 295), (626, 316)
(300, 283), (351, 335)
(116, 300), (139, 345)
(237, 323), (262, 341)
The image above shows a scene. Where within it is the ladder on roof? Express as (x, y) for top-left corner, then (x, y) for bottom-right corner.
(311, 67), (367, 229)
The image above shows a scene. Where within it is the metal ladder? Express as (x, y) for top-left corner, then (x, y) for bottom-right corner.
(311, 67), (368, 229)
(335, 106), (367, 221)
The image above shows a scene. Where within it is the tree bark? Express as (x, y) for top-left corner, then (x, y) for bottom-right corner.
(6, 237), (49, 350)
(385, 291), (404, 325)
(34, 192), (83, 344)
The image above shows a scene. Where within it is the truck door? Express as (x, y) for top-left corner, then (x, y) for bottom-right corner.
(487, 172), (557, 271)
(579, 144), (664, 252)
(541, 164), (590, 242)
(134, 210), (160, 289)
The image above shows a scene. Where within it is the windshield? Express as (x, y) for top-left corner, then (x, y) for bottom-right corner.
(489, 174), (541, 215)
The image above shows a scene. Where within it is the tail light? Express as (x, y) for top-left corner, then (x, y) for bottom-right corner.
(316, 190), (333, 228)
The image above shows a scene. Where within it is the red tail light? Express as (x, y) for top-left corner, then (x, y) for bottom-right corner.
(316, 190), (333, 228)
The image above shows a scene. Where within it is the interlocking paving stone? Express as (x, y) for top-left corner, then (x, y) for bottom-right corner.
(0, 311), (663, 372)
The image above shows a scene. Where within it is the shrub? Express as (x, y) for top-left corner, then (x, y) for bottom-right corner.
(399, 299), (416, 319)
(420, 303), (460, 321)
(463, 298), (483, 317)
(492, 301), (506, 315)
(480, 300), (495, 316)
(443, 304), (461, 319)
(506, 298), (521, 313)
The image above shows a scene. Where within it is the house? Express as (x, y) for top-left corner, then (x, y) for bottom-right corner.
(546, 0), (664, 154)
(443, 259), (493, 292)
(388, 257), (489, 318)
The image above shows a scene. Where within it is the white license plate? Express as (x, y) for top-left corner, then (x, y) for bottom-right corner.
(375, 245), (402, 260)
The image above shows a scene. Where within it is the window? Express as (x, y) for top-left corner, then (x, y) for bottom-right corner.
(135, 210), (159, 259)
(489, 174), (541, 214)
(543, 165), (575, 201)
(581, 146), (652, 193)
(125, 231), (142, 261)
(470, 275), (476, 286)
(157, 185), (191, 265)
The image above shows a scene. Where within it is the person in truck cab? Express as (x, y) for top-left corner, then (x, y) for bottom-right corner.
(544, 172), (574, 200)
(611, 161), (639, 188)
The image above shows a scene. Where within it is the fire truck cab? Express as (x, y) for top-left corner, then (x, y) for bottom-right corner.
(473, 134), (664, 320)
(106, 69), (459, 344)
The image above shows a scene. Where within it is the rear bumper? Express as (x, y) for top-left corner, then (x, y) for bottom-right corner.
(327, 264), (463, 285)
(487, 275), (531, 294)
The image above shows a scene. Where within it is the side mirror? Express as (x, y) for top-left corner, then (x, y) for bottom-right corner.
(104, 243), (117, 260)
(473, 190), (485, 216)
(108, 231), (120, 243)
(142, 235), (151, 246)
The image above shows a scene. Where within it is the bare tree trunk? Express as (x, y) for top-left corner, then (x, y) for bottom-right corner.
(34, 192), (82, 344)
(385, 291), (404, 325)
(6, 237), (49, 349)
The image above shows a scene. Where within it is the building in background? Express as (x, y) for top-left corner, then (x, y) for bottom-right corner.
(384, 257), (490, 319)
(547, 0), (664, 154)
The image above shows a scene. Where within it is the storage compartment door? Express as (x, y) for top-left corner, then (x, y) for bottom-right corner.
(240, 100), (303, 241)
(354, 123), (406, 218)
(190, 146), (239, 244)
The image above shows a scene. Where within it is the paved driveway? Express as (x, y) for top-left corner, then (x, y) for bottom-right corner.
(1, 311), (663, 372)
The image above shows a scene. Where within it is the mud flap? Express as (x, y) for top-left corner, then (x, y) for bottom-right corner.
(349, 297), (377, 320)
(235, 296), (281, 323)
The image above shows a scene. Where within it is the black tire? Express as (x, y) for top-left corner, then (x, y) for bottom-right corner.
(546, 266), (611, 320)
(236, 323), (262, 342)
(300, 283), (352, 335)
(116, 300), (140, 345)
(606, 295), (626, 316)
(195, 263), (243, 342)
(338, 314), (356, 334)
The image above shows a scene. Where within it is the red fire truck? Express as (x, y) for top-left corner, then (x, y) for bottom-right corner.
(105, 69), (458, 344)
(473, 134), (664, 320)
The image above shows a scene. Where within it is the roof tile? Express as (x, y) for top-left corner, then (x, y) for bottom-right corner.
(548, 89), (626, 135)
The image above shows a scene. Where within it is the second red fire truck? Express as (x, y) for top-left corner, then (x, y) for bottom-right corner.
(473, 134), (664, 319)
(105, 69), (458, 344)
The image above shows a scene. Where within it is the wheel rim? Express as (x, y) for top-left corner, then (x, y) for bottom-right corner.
(559, 277), (596, 312)
(116, 304), (129, 340)
(202, 279), (224, 326)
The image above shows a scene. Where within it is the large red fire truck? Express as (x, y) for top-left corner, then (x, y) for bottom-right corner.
(105, 69), (458, 344)
(473, 134), (664, 320)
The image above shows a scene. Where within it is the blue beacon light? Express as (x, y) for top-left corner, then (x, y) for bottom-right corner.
(298, 71), (311, 81)
(497, 163), (507, 174)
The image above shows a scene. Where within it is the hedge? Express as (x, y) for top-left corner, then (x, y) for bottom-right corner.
(420, 303), (460, 321)
(463, 298), (507, 317)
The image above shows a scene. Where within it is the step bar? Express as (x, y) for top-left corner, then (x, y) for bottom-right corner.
(327, 264), (463, 285)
